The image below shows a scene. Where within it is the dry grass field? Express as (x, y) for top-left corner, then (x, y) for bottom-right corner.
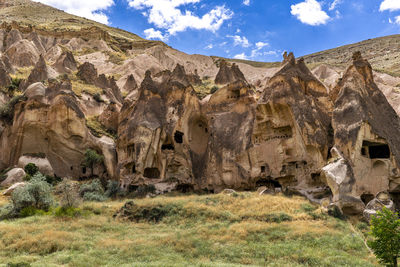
(0, 192), (378, 267)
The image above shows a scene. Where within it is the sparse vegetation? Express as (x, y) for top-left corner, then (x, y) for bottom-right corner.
(104, 51), (127, 65)
(0, 95), (27, 123)
(193, 79), (221, 99)
(71, 80), (103, 97)
(0, 193), (377, 266)
(79, 179), (106, 202)
(86, 116), (116, 139)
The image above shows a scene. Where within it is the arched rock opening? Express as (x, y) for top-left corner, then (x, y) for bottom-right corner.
(144, 167), (160, 179)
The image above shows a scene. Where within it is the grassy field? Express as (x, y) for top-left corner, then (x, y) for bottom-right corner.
(0, 192), (377, 267)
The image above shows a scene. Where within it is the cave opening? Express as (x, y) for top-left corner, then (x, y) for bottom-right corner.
(256, 178), (282, 189)
(177, 184), (194, 193)
(362, 141), (390, 159)
(144, 168), (160, 179)
(361, 193), (374, 205)
(174, 131), (184, 144)
(82, 167), (86, 174)
(132, 164), (136, 174)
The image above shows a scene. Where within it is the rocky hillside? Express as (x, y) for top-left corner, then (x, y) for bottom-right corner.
(0, 0), (400, 221)
(303, 34), (400, 76)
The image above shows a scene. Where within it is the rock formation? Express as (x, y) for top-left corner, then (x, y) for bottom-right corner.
(215, 60), (247, 85)
(53, 51), (77, 74)
(321, 52), (400, 214)
(123, 74), (138, 92)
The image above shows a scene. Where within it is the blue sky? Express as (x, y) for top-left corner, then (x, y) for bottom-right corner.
(37, 0), (400, 62)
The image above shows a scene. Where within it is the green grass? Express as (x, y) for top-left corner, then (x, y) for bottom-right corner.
(0, 193), (377, 267)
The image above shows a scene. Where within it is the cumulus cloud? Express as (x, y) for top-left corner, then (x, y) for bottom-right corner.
(205, 44), (213, 49)
(243, 0), (250, 6)
(128, 0), (233, 35)
(144, 28), (168, 41)
(233, 53), (248, 60)
(35, 0), (114, 24)
(228, 35), (251, 48)
(291, 0), (330, 26)
(380, 0), (400, 11)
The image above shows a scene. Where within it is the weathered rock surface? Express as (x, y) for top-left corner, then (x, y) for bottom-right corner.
(3, 182), (26, 196)
(53, 51), (77, 74)
(1, 168), (26, 187)
(215, 60), (247, 85)
(17, 155), (54, 176)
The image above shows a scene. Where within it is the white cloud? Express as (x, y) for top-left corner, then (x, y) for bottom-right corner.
(128, 0), (233, 35)
(251, 41), (270, 58)
(380, 0), (400, 11)
(35, 0), (114, 24)
(144, 28), (168, 41)
(205, 44), (213, 49)
(291, 0), (330, 26)
(228, 35), (251, 47)
(329, 0), (342, 11)
(255, 41), (269, 49)
(233, 53), (248, 60)
(243, 0), (250, 6)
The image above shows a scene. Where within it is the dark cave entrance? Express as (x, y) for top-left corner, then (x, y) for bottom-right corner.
(143, 168), (160, 179)
(256, 178), (282, 189)
(362, 141), (390, 159)
(177, 184), (194, 193)
(361, 193), (374, 205)
(174, 131), (184, 144)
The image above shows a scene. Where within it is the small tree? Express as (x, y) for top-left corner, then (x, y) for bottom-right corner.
(368, 207), (400, 267)
(58, 179), (81, 208)
(82, 149), (104, 177)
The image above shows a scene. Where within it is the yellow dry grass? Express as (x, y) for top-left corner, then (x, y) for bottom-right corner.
(0, 193), (378, 266)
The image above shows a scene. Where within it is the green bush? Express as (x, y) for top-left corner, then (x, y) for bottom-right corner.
(54, 206), (82, 218)
(368, 207), (400, 267)
(24, 163), (39, 176)
(79, 179), (106, 202)
(11, 173), (53, 213)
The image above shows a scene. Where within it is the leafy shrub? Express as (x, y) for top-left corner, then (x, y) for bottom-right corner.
(105, 180), (121, 198)
(0, 204), (17, 220)
(83, 192), (107, 202)
(45, 174), (62, 185)
(368, 207), (400, 267)
(0, 167), (11, 183)
(11, 173), (53, 214)
(79, 179), (106, 202)
(24, 163), (39, 176)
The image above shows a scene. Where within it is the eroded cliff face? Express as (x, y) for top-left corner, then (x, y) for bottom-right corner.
(1, 20), (400, 216)
(322, 52), (400, 214)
